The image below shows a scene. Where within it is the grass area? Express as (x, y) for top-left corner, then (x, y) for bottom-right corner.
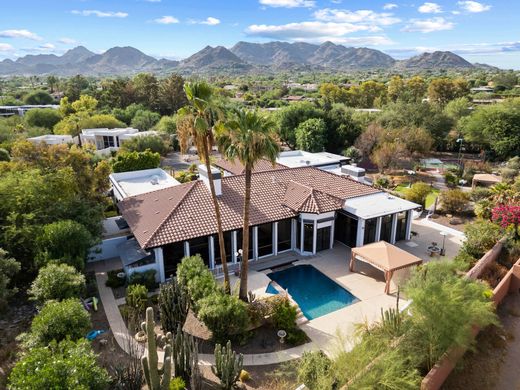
(394, 183), (440, 209)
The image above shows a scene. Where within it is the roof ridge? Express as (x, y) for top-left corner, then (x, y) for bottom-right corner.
(142, 180), (198, 247)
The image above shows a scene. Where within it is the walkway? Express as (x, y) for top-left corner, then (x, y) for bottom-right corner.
(93, 259), (318, 366)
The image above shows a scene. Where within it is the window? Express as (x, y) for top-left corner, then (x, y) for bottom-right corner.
(257, 223), (273, 257)
(335, 212), (358, 248)
(296, 220), (301, 251)
(396, 211), (408, 241)
(102, 136), (115, 148)
(380, 215), (393, 243)
(364, 218), (377, 245)
(187, 236), (210, 267)
(213, 231), (233, 266)
(237, 228), (254, 261)
(163, 241), (185, 278)
(303, 223), (314, 252)
(316, 226), (331, 252)
(277, 219), (292, 252)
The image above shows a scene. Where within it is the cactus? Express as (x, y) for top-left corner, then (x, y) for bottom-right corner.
(167, 325), (200, 386)
(141, 307), (172, 390)
(159, 278), (190, 333)
(212, 341), (243, 390)
(380, 291), (401, 337)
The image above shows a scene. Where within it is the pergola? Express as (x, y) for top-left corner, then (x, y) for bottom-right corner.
(350, 241), (423, 294)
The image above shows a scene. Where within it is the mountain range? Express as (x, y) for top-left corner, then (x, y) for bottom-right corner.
(0, 41), (490, 76)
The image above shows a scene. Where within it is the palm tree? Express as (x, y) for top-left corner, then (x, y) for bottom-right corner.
(216, 108), (280, 301)
(176, 82), (231, 293)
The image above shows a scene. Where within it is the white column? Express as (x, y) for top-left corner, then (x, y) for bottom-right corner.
(273, 222), (279, 255)
(375, 217), (382, 242)
(312, 220), (317, 254)
(330, 218), (335, 249)
(154, 247), (165, 283)
(253, 226), (258, 260)
(291, 219), (296, 250)
(300, 219), (304, 253)
(356, 219), (365, 247)
(390, 214), (398, 244)
(184, 241), (190, 257)
(232, 231), (237, 263)
(405, 210), (413, 240)
(209, 236), (215, 269)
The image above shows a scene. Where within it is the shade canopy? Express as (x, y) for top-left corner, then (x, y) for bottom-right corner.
(350, 241), (422, 294)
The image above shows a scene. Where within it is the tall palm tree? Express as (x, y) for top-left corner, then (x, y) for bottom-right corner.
(177, 82), (231, 293)
(216, 108), (280, 301)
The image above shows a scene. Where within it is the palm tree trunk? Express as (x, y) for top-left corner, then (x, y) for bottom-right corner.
(202, 138), (230, 293)
(239, 165), (252, 301)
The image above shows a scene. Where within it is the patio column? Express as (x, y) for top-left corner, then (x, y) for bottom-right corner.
(154, 247), (165, 283)
(390, 214), (398, 244)
(356, 219), (365, 247)
(184, 241), (190, 257)
(312, 219), (317, 254)
(349, 251), (355, 272)
(232, 231), (237, 263)
(209, 236), (215, 269)
(375, 217), (382, 242)
(273, 222), (278, 256)
(384, 270), (394, 294)
(405, 210), (413, 240)
(253, 226), (258, 260)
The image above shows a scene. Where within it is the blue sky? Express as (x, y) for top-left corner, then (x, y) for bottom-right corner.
(0, 0), (518, 68)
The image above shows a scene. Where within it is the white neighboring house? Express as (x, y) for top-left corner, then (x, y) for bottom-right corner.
(27, 134), (74, 145)
(109, 168), (180, 202)
(276, 150), (350, 170)
(80, 128), (158, 155)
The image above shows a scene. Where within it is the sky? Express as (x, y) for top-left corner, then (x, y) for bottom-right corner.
(0, 0), (518, 68)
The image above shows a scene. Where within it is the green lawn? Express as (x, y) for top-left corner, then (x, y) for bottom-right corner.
(394, 183), (440, 209)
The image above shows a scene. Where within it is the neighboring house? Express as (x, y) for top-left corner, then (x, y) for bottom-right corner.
(0, 104), (60, 117)
(276, 150), (350, 170)
(110, 168), (180, 202)
(117, 163), (420, 282)
(470, 86), (494, 94)
(27, 134), (74, 145)
(80, 128), (157, 155)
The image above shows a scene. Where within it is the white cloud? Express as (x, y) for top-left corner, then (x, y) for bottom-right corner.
(259, 0), (315, 8)
(313, 9), (401, 26)
(58, 37), (78, 45)
(191, 17), (221, 25)
(418, 2), (442, 14)
(0, 29), (43, 41)
(71, 10), (128, 18)
(457, 1), (491, 13)
(383, 3), (398, 10)
(154, 16), (179, 24)
(402, 17), (454, 33)
(0, 43), (14, 52)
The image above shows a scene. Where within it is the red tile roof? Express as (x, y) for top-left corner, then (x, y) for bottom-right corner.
(213, 158), (287, 176)
(118, 166), (380, 249)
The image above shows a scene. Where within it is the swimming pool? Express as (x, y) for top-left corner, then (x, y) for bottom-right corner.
(267, 264), (358, 320)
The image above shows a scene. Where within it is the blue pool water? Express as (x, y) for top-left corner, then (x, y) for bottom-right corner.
(266, 265), (358, 320)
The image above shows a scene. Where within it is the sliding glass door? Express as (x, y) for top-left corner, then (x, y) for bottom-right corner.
(257, 222), (274, 257)
(277, 219), (292, 252)
(380, 215), (393, 243)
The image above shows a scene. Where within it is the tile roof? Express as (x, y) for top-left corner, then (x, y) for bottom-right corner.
(213, 158), (287, 176)
(118, 166), (380, 249)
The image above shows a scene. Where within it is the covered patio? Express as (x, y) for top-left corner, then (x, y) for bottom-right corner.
(350, 241), (423, 294)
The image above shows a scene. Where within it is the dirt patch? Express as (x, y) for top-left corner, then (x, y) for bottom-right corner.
(430, 212), (475, 232)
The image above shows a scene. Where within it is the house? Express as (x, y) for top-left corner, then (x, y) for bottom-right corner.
(80, 128), (157, 155)
(0, 104), (59, 117)
(109, 168), (180, 202)
(276, 150), (349, 170)
(27, 134), (74, 145)
(470, 86), (494, 94)
(117, 164), (420, 282)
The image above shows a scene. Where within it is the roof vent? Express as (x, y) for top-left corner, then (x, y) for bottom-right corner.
(150, 175), (159, 185)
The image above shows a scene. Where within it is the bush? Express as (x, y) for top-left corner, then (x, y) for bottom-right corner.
(297, 351), (334, 390)
(106, 268), (126, 288)
(131, 109), (161, 131)
(177, 255), (218, 308)
(30, 299), (91, 345)
(169, 377), (186, 390)
(440, 189), (470, 215)
(500, 167), (518, 182)
(120, 134), (169, 156)
(24, 108), (62, 129)
(126, 284), (148, 313)
(0, 148), (10, 162)
(463, 220), (503, 258)
(475, 198), (494, 220)
(198, 293), (249, 343)
(128, 269), (157, 291)
(0, 249), (20, 311)
(24, 90), (54, 105)
(29, 263), (86, 304)
(8, 339), (110, 390)
(271, 296), (307, 345)
(444, 171), (458, 188)
(405, 182), (431, 208)
(111, 150), (161, 173)
(471, 187), (492, 202)
(374, 175), (391, 189)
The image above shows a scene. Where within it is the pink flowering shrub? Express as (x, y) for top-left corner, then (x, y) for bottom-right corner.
(492, 205), (520, 237)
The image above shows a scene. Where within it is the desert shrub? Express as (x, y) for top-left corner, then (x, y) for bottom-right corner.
(0, 249), (20, 312)
(29, 263), (85, 304)
(128, 269), (157, 291)
(8, 339), (110, 390)
(297, 351), (334, 390)
(474, 198), (494, 220)
(176, 255), (218, 309)
(106, 268), (126, 288)
(440, 189), (470, 215)
(198, 293), (249, 343)
(0, 147), (10, 162)
(405, 182), (431, 208)
(30, 299), (91, 345)
(444, 171), (458, 188)
(169, 377), (186, 390)
(126, 284), (148, 314)
(271, 296), (307, 345)
(471, 187), (492, 202)
(500, 167), (518, 182)
(374, 175), (391, 189)
(463, 220), (503, 258)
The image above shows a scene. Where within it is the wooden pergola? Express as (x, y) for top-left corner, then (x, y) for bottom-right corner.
(350, 241), (423, 294)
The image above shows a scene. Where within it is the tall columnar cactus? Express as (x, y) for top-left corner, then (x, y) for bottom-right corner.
(141, 307), (172, 390)
(167, 325), (200, 385)
(212, 341), (244, 390)
(159, 277), (190, 333)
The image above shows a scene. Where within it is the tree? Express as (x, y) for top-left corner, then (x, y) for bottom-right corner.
(444, 97), (472, 121)
(387, 75), (406, 102)
(406, 76), (427, 102)
(46, 75), (59, 93)
(428, 78), (468, 106)
(155, 115), (177, 134)
(177, 82), (231, 292)
(295, 118), (327, 152)
(120, 134), (169, 155)
(71, 95), (98, 113)
(37, 219), (93, 270)
(158, 74), (188, 115)
(24, 108), (62, 129)
(275, 102), (324, 149)
(111, 150), (161, 173)
(24, 90), (54, 105)
(8, 339), (110, 390)
(372, 141), (406, 172)
(29, 299), (91, 345)
(64, 75), (90, 102)
(29, 263), (85, 304)
(323, 104), (362, 153)
(354, 122), (385, 157)
(132, 73), (159, 109)
(131, 109), (161, 130)
(216, 108), (280, 300)
(405, 182), (431, 208)
(112, 103), (146, 125)
(440, 189), (470, 215)
(0, 249), (20, 311)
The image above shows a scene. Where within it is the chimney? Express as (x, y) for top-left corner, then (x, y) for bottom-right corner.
(198, 164), (222, 196)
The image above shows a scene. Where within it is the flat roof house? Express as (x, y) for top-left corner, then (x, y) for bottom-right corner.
(80, 128), (158, 155)
(117, 164), (419, 282)
(109, 168), (180, 202)
(27, 134), (74, 145)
